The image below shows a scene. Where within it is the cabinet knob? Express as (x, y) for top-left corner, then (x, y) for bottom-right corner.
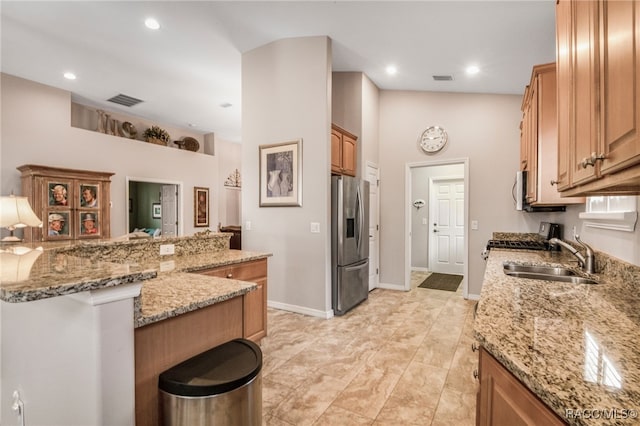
(582, 152), (606, 168)
(226, 273), (233, 279)
(550, 179), (559, 186)
(471, 342), (478, 352)
(473, 369), (479, 380)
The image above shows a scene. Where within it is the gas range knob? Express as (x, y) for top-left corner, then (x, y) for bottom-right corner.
(481, 248), (489, 260)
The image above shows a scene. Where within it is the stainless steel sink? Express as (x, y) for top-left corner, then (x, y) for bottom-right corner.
(503, 262), (577, 276)
(503, 262), (598, 285)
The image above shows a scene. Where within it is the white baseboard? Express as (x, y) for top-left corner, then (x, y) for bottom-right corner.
(376, 282), (408, 291)
(411, 267), (429, 272)
(267, 300), (334, 319)
(466, 293), (481, 301)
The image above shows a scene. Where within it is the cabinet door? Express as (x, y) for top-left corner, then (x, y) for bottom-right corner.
(331, 129), (343, 174)
(341, 133), (357, 177)
(526, 82), (539, 204)
(243, 279), (266, 341)
(570, 0), (600, 186)
(556, 0), (572, 191)
(598, 0), (640, 175)
(477, 348), (565, 426)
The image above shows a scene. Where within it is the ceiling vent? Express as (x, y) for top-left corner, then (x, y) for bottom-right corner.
(107, 94), (144, 107)
(432, 75), (453, 81)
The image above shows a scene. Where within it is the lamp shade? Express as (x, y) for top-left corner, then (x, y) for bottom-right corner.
(0, 195), (42, 228)
(0, 246), (43, 282)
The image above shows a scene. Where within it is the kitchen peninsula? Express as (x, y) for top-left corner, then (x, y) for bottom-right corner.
(0, 232), (271, 426)
(475, 242), (640, 426)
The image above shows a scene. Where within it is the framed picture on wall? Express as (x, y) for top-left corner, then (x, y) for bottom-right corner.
(194, 187), (209, 227)
(259, 139), (302, 207)
(152, 203), (161, 219)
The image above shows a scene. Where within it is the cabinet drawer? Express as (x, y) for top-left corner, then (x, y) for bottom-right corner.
(199, 258), (267, 282)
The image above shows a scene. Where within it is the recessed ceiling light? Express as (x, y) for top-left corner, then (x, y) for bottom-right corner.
(63, 72), (76, 80)
(466, 65), (480, 75)
(386, 65), (398, 76)
(145, 18), (160, 30)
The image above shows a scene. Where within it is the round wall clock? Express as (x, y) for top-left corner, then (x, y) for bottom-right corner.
(419, 126), (448, 153)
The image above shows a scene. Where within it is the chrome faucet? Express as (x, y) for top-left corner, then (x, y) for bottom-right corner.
(548, 235), (596, 273)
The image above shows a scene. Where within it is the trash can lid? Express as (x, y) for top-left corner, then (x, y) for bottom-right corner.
(159, 338), (262, 397)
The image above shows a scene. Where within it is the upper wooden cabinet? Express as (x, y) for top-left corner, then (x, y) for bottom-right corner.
(556, 0), (640, 196)
(331, 124), (357, 177)
(18, 164), (114, 242)
(520, 63), (583, 206)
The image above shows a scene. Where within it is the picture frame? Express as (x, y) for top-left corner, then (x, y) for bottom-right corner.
(259, 139), (302, 207)
(48, 182), (70, 207)
(79, 183), (99, 208)
(152, 203), (161, 219)
(47, 211), (70, 237)
(79, 211), (100, 237)
(194, 187), (210, 227)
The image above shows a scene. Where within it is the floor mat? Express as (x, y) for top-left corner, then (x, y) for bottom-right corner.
(418, 273), (463, 292)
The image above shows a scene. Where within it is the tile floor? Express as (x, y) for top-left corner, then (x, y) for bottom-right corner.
(260, 271), (479, 425)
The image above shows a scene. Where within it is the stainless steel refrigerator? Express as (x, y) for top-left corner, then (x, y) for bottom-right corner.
(331, 175), (370, 316)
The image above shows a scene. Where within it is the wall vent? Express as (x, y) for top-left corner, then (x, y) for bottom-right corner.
(107, 94), (144, 107)
(432, 75), (453, 81)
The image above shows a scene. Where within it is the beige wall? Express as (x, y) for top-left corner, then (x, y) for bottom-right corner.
(0, 73), (229, 238)
(379, 90), (524, 296)
(242, 36), (333, 316)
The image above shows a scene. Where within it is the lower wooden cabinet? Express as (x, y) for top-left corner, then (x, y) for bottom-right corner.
(198, 258), (268, 342)
(477, 347), (566, 426)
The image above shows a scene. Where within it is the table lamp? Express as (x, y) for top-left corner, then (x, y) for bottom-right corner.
(0, 194), (43, 242)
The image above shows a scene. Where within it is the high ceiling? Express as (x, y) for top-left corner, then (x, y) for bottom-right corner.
(1, 1), (556, 142)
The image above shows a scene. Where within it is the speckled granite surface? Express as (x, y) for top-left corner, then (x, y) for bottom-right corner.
(0, 248), (157, 303)
(134, 272), (257, 328)
(1, 233), (271, 332)
(475, 248), (640, 425)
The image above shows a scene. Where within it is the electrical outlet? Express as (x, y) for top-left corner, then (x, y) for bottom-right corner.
(471, 220), (479, 230)
(159, 244), (175, 256)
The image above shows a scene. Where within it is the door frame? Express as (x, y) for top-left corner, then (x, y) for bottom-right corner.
(405, 158), (469, 299)
(365, 161), (380, 291)
(125, 176), (184, 236)
(428, 176), (465, 274)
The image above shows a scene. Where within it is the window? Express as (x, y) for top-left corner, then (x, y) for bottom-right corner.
(579, 196), (638, 232)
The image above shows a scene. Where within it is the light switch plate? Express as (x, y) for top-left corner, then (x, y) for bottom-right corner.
(310, 222), (320, 233)
(471, 220), (479, 230)
(246, 221), (252, 231)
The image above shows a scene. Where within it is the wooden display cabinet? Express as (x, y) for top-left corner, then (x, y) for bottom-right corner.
(18, 164), (114, 242)
(331, 124), (358, 176)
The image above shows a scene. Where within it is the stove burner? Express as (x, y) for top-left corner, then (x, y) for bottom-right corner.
(486, 239), (552, 251)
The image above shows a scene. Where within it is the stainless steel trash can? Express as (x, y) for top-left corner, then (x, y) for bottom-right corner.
(159, 338), (262, 426)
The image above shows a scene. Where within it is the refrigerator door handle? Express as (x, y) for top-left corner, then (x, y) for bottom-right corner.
(356, 183), (363, 251)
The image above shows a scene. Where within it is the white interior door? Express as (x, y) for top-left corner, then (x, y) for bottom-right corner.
(365, 163), (379, 291)
(429, 178), (464, 274)
(161, 184), (178, 237)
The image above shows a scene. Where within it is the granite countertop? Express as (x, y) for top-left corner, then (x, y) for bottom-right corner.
(134, 272), (257, 328)
(0, 248), (157, 303)
(475, 249), (640, 425)
(132, 249), (271, 327)
(1, 237), (271, 328)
